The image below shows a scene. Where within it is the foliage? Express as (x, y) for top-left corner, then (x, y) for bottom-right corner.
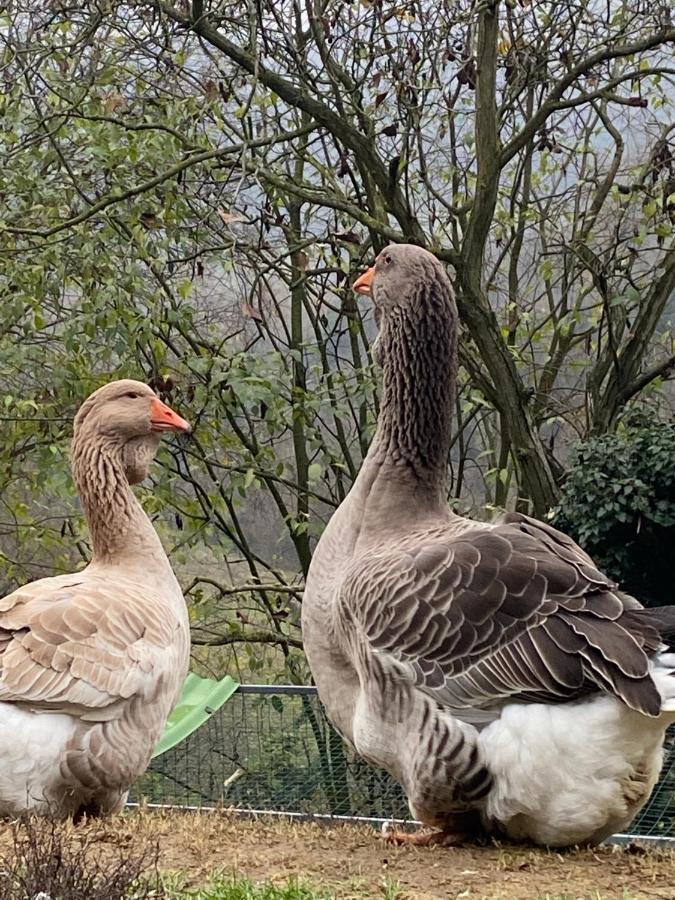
(554, 415), (675, 606)
(0, 0), (673, 676)
(0, 815), (161, 900)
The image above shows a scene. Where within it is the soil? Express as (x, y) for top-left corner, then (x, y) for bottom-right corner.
(1, 809), (674, 900)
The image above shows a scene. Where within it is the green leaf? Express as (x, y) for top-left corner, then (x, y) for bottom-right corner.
(307, 463), (322, 483)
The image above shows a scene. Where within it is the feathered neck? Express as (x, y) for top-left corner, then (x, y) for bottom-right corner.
(369, 283), (458, 492)
(70, 435), (164, 566)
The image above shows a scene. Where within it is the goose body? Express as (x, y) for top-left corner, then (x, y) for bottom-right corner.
(0, 380), (191, 819)
(302, 246), (675, 847)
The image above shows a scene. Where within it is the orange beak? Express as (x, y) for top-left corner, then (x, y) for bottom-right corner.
(353, 266), (375, 295)
(150, 397), (191, 433)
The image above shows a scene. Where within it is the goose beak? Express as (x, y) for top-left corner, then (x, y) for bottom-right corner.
(353, 266), (375, 295)
(150, 397), (192, 433)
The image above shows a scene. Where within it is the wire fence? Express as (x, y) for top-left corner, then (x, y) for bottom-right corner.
(129, 685), (675, 841)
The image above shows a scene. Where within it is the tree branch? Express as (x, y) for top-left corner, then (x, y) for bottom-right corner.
(151, 0), (427, 243)
(3, 126), (313, 238)
(502, 28), (675, 165)
(192, 630), (304, 649)
(185, 576), (303, 596)
(621, 353), (675, 403)
(592, 252), (675, 432)
(553, 68), (675, 111)
(462, 1), (500, 280)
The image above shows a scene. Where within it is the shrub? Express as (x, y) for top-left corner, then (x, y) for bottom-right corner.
(0, 815), (162, 900)
(553, 415), (675, 606)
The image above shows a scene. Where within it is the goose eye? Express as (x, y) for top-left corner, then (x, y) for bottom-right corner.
(124, 391), (141, 399)
(381, 253), (392, 265)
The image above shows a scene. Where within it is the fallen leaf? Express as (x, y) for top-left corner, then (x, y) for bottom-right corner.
(218, 208), (246, 225)
(139, 211), (160, 228)
(241, 303), (263, 321)
(103, 91), (125, 114)
(204, 79), (219, 103)
(332, 230), (360, 245)
(336, 153), (351, 177)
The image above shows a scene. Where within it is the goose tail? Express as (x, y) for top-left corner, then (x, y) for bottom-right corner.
(649, 658), (675, 715)
(624, 606), (675, 715)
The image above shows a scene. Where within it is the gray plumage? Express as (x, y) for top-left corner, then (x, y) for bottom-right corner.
(303, 244), (675, 847)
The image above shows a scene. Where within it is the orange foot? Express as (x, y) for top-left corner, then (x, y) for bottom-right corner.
(382, 827), (467, 847)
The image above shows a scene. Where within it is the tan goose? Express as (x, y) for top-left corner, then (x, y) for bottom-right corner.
(0, 379), (191, 819)
(302, 245), (675, 848)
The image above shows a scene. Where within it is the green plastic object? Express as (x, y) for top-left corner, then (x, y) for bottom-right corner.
(152, 672), (239, 759)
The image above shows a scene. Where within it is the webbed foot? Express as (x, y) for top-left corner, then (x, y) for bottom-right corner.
(381, 823), (467, 847)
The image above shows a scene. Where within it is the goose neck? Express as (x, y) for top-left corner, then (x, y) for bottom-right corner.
(371, 299), (457, 491)
(71, 436), (164, 568)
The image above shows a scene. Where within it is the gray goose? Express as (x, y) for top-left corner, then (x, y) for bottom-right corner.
(0, 379), (191, 819)
(302, 244), (675, 847)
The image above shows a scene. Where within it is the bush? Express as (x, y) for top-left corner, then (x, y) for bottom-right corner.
(553, 415), (675, 607)
(0, 815), (162, 900)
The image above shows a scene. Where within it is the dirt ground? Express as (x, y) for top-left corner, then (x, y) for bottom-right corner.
(1, 808), (674, 899)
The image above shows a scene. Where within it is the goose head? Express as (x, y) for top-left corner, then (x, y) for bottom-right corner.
(73, 379), (191, 484)
(353, 243), (453, 313)
(353, 244), (456, 369)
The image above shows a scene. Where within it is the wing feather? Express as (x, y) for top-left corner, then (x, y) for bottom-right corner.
(339, 515), (662, 717)
(0, 572), (181, 718)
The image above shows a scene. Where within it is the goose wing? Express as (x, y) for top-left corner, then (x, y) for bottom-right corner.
(338, 516), (662, 718)
(0, 572), (183, 720)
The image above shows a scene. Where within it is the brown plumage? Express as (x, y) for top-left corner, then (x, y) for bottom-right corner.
(0, 379), (191, 819)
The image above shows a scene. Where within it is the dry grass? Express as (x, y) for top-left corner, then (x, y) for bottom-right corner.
(0, 814), (161, 899)
(0, 809), (673, 900)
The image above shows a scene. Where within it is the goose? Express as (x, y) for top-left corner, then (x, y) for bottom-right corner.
(0, 379), (191, 819)
(302, 244), (675, 848)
